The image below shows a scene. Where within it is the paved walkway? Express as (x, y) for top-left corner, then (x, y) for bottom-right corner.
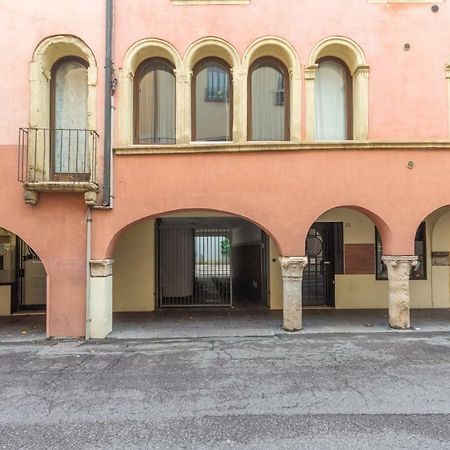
(2, 332), (450, 448)
(1, 308), (450, 341)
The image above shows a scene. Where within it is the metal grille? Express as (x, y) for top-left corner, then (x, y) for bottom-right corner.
(158, 224), (232, 307)
(303, 224), (334, 306)
(18, 128), (98, 183)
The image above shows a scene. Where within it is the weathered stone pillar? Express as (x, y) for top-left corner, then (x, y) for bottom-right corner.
(279, 256), (308, 331)
(89, 259), (113, 339)
(382, 256), (418, 329)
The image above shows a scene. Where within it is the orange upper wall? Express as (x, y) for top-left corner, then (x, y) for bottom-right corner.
(1, 0), (450, 145)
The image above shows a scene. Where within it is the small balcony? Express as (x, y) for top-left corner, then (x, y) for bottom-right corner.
(18, 128), (99, 205)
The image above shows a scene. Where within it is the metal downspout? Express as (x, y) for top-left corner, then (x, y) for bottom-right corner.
(85, 208), (92, 340)
(102, 0), (114, 207)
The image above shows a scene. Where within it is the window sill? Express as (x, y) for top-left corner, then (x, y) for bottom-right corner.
(23, 181), (99, 206)
(23, 181), (99, 193)
(115, 141), (450, 155)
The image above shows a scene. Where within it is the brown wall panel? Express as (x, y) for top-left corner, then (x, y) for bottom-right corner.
(344, 244), (375, 275)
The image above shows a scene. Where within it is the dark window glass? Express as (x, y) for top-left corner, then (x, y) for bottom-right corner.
(375, 222), (426, 280)
(135, 59), (176, 144)
(193, 59), (231, 141)
(249, 58), (289, 141)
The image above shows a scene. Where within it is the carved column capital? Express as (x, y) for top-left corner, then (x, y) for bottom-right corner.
(353, 64), (370, 78)
(382, 255), (418, 272)
(279, 256), (308, 279)
(304, 64), (318, 80)
(90, 259), (114, 278)
(174, 69), (192, 83)
(230, 67), (247, 81)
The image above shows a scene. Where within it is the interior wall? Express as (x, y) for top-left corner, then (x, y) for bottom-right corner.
(232, 224), (262, 302)
(318, 208), (433, 309)
(113, 219), (155, 312)
(269, 238), (283, 310)
(430, 209), (450, 308)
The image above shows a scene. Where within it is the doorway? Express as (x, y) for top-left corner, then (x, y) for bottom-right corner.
(303, 222), (343, 307)
(156, 217), (270, 309)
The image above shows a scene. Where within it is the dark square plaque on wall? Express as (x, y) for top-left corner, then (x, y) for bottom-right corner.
(344, 244), (375, 275)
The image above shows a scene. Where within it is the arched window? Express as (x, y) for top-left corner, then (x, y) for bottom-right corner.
(51, 57), (89, 179)
(315, 58), (352, 140)
(249, 58), (289, 141)
(192, 58), (232, 142)
(134, 58), (176, 145)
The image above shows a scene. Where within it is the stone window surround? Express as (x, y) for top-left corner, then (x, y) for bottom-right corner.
(118, 36), (450, 147)
(26, 35), (99, 204)
(30, 34), (97, 132)
(305, 36), (369, 142)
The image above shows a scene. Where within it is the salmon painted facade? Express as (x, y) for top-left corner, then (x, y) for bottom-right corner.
(1, 0), (450, 337)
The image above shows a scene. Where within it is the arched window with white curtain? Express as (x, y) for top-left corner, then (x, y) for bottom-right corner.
(315, 58), (352, 140)
(249, 58), (289, 141)
(134, 58), (176, 144)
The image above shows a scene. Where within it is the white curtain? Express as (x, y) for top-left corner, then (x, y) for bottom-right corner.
(138, 62), (176, 144)
(315, 60), (349, 140)
(251, 65), (285, 141)
(54, 60), (88, 174)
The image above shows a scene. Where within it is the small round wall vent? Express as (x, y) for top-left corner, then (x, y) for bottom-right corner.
(431, 5), (439, 13)
(403, 43), (411, 51)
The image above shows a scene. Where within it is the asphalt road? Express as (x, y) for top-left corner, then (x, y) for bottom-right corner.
(1, 332), (450, 449)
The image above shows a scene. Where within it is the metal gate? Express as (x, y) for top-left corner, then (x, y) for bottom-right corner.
(303, 223), (335, 306)
(158, 221), (232, 307)
(13, 237), (46, 312)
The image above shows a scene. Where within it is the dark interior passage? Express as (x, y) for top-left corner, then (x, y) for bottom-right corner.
(157, 218), (269, 309)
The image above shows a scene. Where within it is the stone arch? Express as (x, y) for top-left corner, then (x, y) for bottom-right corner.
(243, 36), (301, 142)
(122, 38), (182, 73)
(243, 36), (300, 73)
(0, 225), (49, 318)
(184, 36), (240, 71)
(305, 35), (369, 141)
(308, 36), (366, 73)
(30, 34), (97, 130)
(119, 38), (182, 146)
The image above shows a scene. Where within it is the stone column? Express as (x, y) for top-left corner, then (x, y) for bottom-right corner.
(175, 69), (192, 144)
(89, 259), (114, 339)
(230, 67), (247, 143)
(382, 256), (418, 329)
(304, 64), (318, 142)
(279, 256), (308, 332)
(352, 64), (370, 140)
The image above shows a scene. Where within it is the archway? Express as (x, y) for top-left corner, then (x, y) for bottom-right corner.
(0, 227), (47, 339)
(417, 206), (450, 310)
(104, 210), (284, 339)
(303, 207), (388, 310)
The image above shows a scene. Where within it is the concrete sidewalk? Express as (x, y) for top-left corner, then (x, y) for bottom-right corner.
(1, 308), (450, 342)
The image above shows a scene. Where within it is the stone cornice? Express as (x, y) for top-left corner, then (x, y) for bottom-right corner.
(114, 141), (450, 156)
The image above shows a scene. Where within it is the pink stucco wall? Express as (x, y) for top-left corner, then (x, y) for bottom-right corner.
(1, 0), (450, 336)
(113, 0), (450, 140)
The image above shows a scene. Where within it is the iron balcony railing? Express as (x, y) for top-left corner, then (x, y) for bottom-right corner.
(18, 128), (98, 183)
